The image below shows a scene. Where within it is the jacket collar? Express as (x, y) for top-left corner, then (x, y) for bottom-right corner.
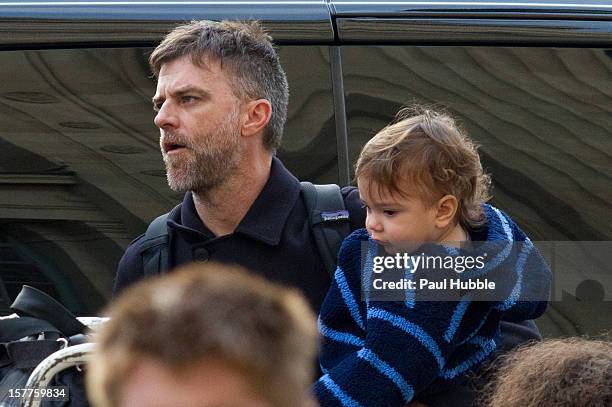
(168, 157), (301, 246)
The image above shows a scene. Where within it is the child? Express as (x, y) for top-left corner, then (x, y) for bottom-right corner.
(313, 106), (551, 406)
(482, 337), (612, 407)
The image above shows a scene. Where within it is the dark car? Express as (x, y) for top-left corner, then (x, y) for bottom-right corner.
(0, 0), (610, 338)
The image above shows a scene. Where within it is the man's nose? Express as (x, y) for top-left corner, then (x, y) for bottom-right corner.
(153, 101), (179, 130)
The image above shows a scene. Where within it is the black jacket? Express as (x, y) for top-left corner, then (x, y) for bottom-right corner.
(113, 157), (364, 312)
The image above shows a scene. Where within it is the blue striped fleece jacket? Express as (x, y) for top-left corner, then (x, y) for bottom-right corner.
(313, 205), (551, 407)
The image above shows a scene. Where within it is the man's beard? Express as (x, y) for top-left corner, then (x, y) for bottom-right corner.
(161, 109), (241, 193)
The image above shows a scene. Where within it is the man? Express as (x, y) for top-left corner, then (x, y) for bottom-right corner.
(113, 20), (363, 311)
(88, 262), (318, 407)
(114, 20), (542, 406)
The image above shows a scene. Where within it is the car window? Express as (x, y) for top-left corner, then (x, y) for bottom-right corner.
(0, 45), (335, 315)
(342, 45), (612, 337)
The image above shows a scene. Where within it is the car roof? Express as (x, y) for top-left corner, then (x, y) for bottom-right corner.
(332, 1), (612, 16)
(4, 0), (612, 19)
(0, 0), (334, 47)
(1, 0), (610, 48)
(331, 0), (612, 18)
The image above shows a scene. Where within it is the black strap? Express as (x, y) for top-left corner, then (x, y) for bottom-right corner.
(141, 213), (171, 277)
(10, 286), (85, 337)
(0, 317), (60, 343)
(300, 182), (351, 277)
(5, 340), (63, 369)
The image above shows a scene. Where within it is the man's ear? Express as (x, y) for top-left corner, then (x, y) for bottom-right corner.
(435, 195), (459, 228)
(241, 99), (272, 138)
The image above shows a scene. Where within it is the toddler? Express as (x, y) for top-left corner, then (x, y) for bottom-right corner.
(314, 106), (551, 407)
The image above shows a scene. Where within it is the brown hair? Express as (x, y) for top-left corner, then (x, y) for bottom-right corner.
(149, 20), (289, 152)
(355, 105), (491, 229)
(86, 262), (317, 407)
(481, 337), (612, 407)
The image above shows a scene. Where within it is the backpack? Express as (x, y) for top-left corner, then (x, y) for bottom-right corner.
(140, 182), (351, 278)
(0, 286), (91, 407)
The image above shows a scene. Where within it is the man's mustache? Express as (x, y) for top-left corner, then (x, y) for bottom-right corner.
(161, 133), (194, 153)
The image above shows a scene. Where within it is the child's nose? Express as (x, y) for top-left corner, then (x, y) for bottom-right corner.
(366, 214), (383, 232)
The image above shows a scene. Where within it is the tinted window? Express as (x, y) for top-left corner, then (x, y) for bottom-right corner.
(342, 45), (612, 337)
(0, 45), (335, 315)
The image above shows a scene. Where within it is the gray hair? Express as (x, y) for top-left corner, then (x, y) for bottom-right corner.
(149, 20), (289, 152)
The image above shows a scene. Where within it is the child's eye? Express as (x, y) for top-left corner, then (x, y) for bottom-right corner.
(383, 210), (397, 216)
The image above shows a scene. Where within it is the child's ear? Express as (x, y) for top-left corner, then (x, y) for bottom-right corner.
(435, 195), (459, 228)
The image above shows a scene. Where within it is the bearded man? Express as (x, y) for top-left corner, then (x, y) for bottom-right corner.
(113, 20), (364, 311)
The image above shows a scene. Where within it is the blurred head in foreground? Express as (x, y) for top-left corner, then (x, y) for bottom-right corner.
(87, 262), (318, 407)
(482, 337), (612, 407)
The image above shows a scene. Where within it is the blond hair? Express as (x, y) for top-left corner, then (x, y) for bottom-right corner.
(356, 105), (491, 229)
(86, 263), (317, 407)
(481, 337), (612, 407)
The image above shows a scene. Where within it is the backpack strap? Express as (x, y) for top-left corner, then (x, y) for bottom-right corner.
(10, 285), (86, 337)
(140, 212), (171, 278)
(300, 182), (351, 277)
(5, 340), (64, 369)
(0, 317), (60, 343)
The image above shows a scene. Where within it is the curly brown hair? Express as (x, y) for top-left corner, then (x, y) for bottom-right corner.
(481, 337), (612, 407)
(355, 105), (491, 229)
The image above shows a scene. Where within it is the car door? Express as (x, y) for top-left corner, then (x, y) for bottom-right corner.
(331, 0), (612, 337)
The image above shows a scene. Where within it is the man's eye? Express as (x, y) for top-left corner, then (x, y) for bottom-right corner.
(181, 96), (195, 103)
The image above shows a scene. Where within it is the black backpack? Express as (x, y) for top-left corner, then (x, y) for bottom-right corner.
(0, 286), (90, 406)
(140, 182), (352, 278)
